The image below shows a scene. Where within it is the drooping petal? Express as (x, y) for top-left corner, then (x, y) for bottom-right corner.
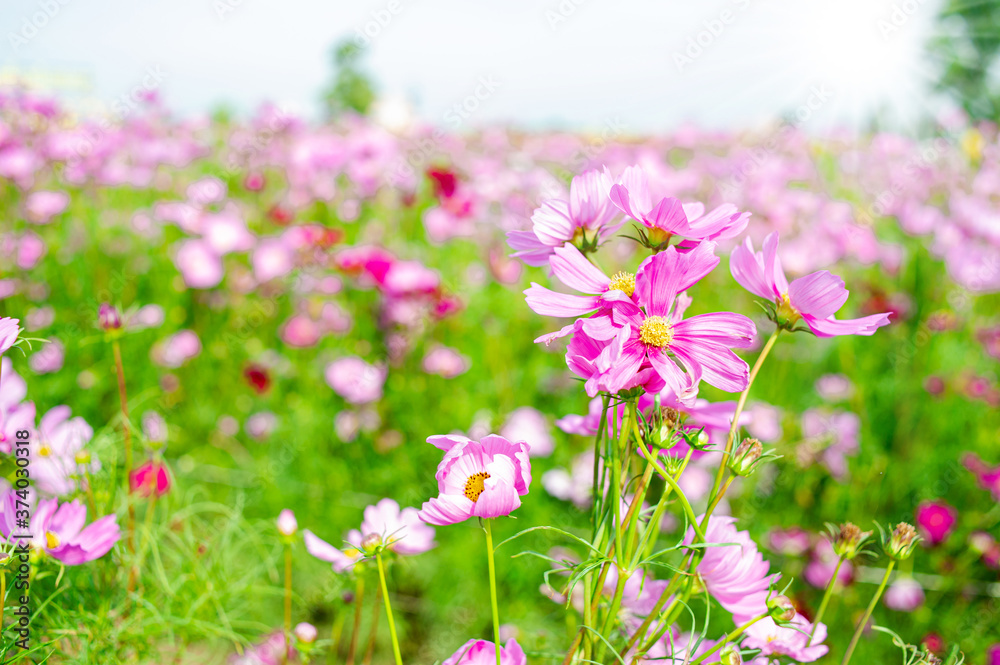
(672, 312), (757, 349)
(524, 283), (601, 318)
(419, 494), (475, 526)
(473, 478), (521, 519)
(671, 340), (750, 393)
(802, 312), (892, 338)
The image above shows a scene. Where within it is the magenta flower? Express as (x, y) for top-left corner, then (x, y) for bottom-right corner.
(419, 434), (532, 525)
(443, 638), (527, 665)
(915, 500), (958, 546)
(884, 577), (925, 612)
(610, 165), (750, 246)
(304, 498), (435, 573)
(730, 232), (891, 336)
(130, 460), (171, 498)
(151, 330), (202, 368)
(597, 243), (756, 394)
(508, 168), (621, 266)
(0, 317), (21, 354)
(0, 490), (119, 565)
(742, 613), (828, 662)
(29, 338), (64, 374)
(963, 453), (1000, 502)
(685, 515), (778, 622)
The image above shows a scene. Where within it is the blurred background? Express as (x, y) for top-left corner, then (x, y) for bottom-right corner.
(2, 2), (1000, 664)
(4, 0), (1000, 131)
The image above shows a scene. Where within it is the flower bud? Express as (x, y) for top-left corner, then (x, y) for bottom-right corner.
(832, 522), (873, 560)
(886, 522), (920, 560)
(767, 595), (796, 623)
(99, 303), (122, 331)
(719, 643), (743, 665)
(360, 532), (383, 556)
(294, 622), (318, 645)
(728, 438), (763, 476)
(276, 509), (297, 537)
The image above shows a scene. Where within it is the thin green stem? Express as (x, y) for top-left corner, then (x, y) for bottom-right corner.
(634, 443), (705, 542)
(841, 560), (895, 665)
(346, 575), (365, 665)
(376, 552), (403, 665)
(637, 448), (692, 564)
(484, 520), (502, 665)
(707, 328), (780, 507)
(810, 556), (845, 644)
(284, 544), (293, 663)
(690, 613), (768, 664)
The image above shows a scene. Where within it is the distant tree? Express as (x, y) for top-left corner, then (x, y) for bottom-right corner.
(322, 40), (377, 118)
(930, 0), (1000, 122)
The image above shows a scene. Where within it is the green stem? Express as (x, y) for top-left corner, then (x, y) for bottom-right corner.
(707, 328), (780, 508)
(810, 556), (845, 644)
(376, 552), (403, 665)
(346, 575), (365, 665)
(841, 560), (895, 665)
(634, 443), (705, 542)
(484, 520), (502, 665)
(284, 544), (293, 663)
(690, 613), (768, 664)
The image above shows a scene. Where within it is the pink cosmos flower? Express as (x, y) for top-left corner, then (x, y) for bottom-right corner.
(130, 460), (171, 497)
(500, 406), (554, 458)
(29, 338), (64, 374)
(304, 498), (435, 573)
(742, 613), (828, 662)
(422, 346), (471, 379)
(175, 239), (224, 289)
(885, 577), (925, 612)
(542, 450), (598, 509)
(915, 500), (957, 546)
(0, 401), (35, 455)
(767, 527), (812, 557)
(280, 314), (321, 348)
(0, 490), (119, 565)
(685, 515), (778, 622)
(730, 232), (891, 337)
(524, 242), (637, 322)
(324, 357), (387, 405)
(597, 243), (756, 394)
(419, 434), (532, 525)
(24, 190), (70, 224)
(151, 330), (202, 368)
(246, 412), (277, 441)
(443, 638), (527, 665)
(799, 409), (860, 480)
(610, 165), (750, 246)
(815, 373), (855, 401)
(252, 238), (295, 283)
(508, 169), (621, 266)
(804, 538), (854, 589)
(32, 405), (97, 497)
(0, 317), (21, 354)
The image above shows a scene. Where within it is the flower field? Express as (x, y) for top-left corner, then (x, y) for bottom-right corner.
(0, 90), (998, 664)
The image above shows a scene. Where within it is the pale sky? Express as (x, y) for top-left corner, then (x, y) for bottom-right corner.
(1, 0), (945, 132)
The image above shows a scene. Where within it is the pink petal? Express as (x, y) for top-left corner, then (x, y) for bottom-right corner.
(788, 271), (850, 319)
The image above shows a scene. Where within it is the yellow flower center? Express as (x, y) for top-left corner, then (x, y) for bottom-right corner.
(607, 272), (636, 297)
(775, 293), (801, 327)
(38, 445), (51, 458)
(463, 471), (491, 502)
(45, 531), (60, 549)
(639, 316), (673, 348)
